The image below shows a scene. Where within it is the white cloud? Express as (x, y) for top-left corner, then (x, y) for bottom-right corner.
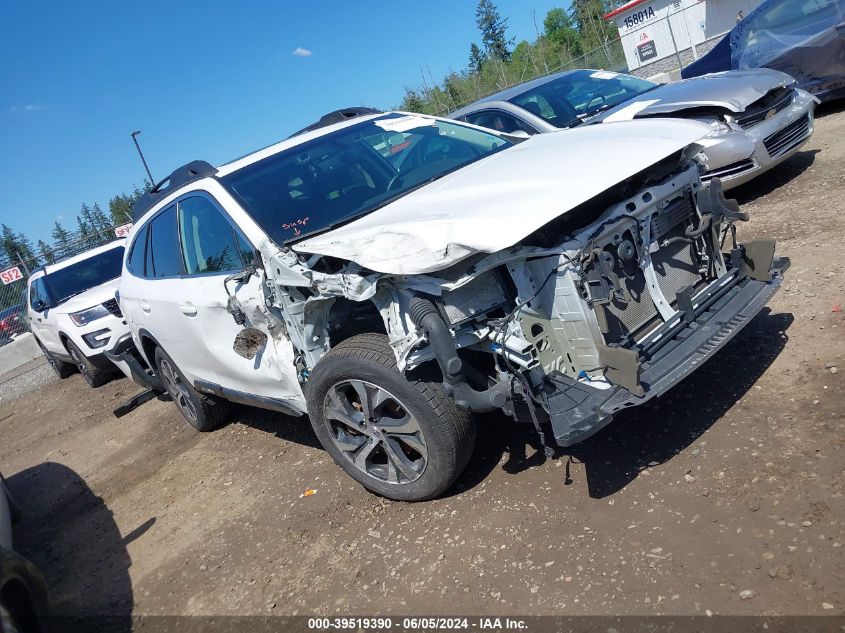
(292, 47), (313, 57)
(9, 104), (44, 113)
(56, 214), (64, 221)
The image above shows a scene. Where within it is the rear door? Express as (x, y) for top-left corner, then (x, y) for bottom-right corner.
(119, 205), (190, 365)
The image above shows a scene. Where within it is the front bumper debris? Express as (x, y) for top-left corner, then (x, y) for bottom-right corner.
(104, 334), (163, 392)
(547, 255), (790, 447)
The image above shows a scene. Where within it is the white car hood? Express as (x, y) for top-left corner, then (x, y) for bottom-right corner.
(53, 277), (120, 314)
(293, 118), (709, 275)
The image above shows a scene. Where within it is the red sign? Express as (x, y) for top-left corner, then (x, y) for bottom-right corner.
(114, 223), (133, 238)
(0, 266), (23, 285)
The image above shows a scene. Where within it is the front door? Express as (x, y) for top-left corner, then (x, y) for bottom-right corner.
(28, 277), (63, 354)
(169, 193), (301, 402)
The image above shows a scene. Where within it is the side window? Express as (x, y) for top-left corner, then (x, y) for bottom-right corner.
(466, 111), (537, 135)
(147, 206), (183, 278)
(127, 222), (149, 276)
(178, 196), (246, 275)
(236, 232), (254, 268)
(29, 277), (48, 310)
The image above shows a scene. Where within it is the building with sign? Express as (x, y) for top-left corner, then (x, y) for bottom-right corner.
(604, 0), (762, 77)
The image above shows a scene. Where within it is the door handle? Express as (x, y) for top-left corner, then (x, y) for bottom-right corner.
(179, 303), (197, 317)
(140, 300), (151, 313)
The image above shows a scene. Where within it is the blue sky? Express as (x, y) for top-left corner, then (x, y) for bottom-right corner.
(0, 0), (564, 243)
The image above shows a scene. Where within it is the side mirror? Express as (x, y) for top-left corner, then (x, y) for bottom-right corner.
(32, 299), (47, 312)
(501, 129), (532, 143)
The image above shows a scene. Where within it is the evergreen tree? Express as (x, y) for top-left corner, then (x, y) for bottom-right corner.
(77, 216), (94, 247)
(15, 231), (36, 263)
(544, 7), (582, 56)
(91, 202), (110, 231)
(401, 88), (428, 113)
(1, 224), (18, 264)
(108, 193), (135, 225)
(475, 0), (513, 62)
(37, 239), (55, 265)
(0, 225), (36, 268)
(52, 221), (71, 248)
(52, 221), (73, 260)
(468, 43), (486, 73)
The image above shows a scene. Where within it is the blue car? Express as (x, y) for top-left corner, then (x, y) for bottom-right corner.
(682, 0), (845, 102)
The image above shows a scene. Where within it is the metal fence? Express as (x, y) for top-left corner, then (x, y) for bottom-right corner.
(0, 223), (131, 339)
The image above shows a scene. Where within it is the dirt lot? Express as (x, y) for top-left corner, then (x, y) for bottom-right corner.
(1, 105), (843, 619)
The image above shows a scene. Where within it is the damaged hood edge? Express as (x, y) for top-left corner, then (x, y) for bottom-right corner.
(600, 69), (796, 120)
(293, 118), (709, 275)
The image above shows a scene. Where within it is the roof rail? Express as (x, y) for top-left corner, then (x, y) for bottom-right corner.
(132, 160), (218, 221)
(289, 107), (382, 138)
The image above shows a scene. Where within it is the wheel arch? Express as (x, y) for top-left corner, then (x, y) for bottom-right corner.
(136, 328), (163, 369)
(326, 297), (388, 349)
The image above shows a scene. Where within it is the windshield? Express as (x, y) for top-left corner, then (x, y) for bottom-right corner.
(509, 70), (657, 128)
(43, 246), (125, 306)
(221, 114), (511, 244)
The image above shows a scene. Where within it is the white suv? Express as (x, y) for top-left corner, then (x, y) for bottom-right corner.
(27, 240), (130, 387)
(119, 111), (787, 500)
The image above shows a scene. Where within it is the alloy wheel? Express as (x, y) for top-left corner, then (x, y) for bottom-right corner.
(68, 345), (90, 381)
(323, 380), (428, 485)
(158, 358), (198, 423)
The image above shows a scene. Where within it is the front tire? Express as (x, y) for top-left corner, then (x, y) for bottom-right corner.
(306, 334), (475, 501)
(65, 339), (110, 388)
(35, 338), (74, 379)
(154, 346), (230, 431)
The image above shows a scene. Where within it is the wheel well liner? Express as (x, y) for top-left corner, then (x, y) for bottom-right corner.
(327, 298), (387, 348)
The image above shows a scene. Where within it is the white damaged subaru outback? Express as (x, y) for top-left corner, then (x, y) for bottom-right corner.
(119, 110), (788, 500)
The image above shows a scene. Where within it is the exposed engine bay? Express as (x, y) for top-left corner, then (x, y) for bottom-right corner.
(236, 151), (786, 448)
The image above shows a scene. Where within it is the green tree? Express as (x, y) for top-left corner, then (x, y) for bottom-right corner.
(544, 7), (582, 56)
(91, 202), (110, 231)
(15, 231), (36, 263)
(108, 193), (135, 225)
(468, 42), (486, 73)
(0, 225), (36, 269)
(570, 0), (617, 52)
(37, 239), (55, 265)
(77, 215), (95, 247)
(400, 88), (429, 113)
(52, 221), (72, 253)
(1, 224), (18, 264)
(476, 0), (513, 62)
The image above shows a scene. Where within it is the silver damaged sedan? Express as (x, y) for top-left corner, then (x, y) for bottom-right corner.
(450, 68), (818, 190)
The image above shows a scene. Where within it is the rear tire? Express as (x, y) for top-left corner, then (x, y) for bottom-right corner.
(154, 346), (230, 431)
(65, 339), (110, 388)
(306, 333), (475, 501)
(35, 338), (74, 379)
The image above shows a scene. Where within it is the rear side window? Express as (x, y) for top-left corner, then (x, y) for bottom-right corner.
(178, 196), (246, 275)
(147, 206), (183, 278)
(127, 223), (149, 276)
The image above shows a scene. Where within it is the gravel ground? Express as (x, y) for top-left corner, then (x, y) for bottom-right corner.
(0, 359), (54, 405)
(0, 103), (842, 620)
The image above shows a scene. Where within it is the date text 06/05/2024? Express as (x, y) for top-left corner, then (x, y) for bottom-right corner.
(307, 617), (528, 630)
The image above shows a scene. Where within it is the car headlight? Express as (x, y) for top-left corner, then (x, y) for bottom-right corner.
(70, 304), (110, 326)
(705, 119), (731, 138)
